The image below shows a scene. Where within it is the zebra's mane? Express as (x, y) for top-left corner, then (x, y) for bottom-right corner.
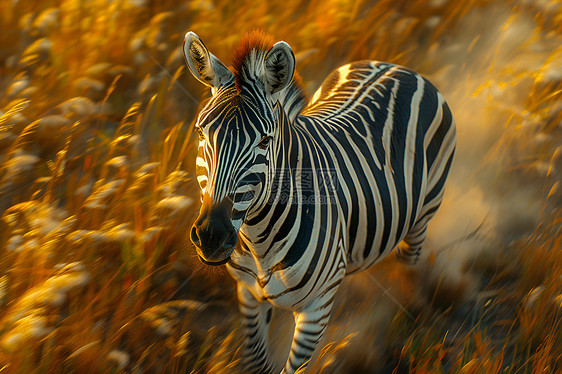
(232, 30), (307, 120)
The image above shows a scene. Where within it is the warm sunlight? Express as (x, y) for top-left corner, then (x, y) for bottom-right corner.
(0, 0), (560, 373)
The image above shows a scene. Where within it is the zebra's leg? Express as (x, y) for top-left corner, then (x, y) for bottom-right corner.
(281, 288), (340, 374)
(397, 126), (455, 264)
(395, 223), (428, 265)
(237, 284), (276, 374)
(396, 188), (446, 265)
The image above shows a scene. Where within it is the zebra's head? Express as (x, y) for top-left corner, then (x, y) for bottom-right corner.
(184, 31), (296, 266)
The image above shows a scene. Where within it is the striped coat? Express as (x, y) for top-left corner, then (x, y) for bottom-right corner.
(184, 31), (456, 373)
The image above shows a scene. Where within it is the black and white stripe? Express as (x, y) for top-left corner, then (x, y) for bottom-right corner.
(184, 31), (456, 374)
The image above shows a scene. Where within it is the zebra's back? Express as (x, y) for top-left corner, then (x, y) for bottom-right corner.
(299, 61), (456, 272)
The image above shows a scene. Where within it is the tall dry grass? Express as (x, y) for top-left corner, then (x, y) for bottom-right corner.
(0, 0), (560, 373)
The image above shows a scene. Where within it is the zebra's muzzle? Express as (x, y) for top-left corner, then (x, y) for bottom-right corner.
(191, 198), (237, 265)
(191, 225), (237, 265)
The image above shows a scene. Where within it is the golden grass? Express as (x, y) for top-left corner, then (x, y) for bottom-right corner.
(0, 0), (561, 373)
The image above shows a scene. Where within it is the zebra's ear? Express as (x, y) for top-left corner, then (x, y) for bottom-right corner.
(183, 32), (234, 91)
(263, 41), (295, 95)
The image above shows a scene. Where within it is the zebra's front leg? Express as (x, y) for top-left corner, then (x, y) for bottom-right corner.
(238, 284), (276, 374)
(281, 292), (338, 373)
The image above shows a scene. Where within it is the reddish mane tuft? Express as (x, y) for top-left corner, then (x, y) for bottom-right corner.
(230, 30), (307, 114)
(232, 30), (275, 89)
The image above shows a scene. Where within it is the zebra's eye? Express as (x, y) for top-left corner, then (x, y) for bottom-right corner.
(257, 136), (272, 150)
(195, 126), (205, 141)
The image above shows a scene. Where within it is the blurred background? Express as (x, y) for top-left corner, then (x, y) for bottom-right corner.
(0, 0), (561, 373)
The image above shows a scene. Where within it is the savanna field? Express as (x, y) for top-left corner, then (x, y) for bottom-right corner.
(0, 0), (561, 373)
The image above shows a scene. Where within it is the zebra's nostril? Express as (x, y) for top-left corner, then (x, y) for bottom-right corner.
(190, 226), (200, 246)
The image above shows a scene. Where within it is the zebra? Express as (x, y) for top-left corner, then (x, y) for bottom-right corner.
(184, 30), (456, 373)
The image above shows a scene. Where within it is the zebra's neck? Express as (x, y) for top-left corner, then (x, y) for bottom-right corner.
(241, 104), (308, 259)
